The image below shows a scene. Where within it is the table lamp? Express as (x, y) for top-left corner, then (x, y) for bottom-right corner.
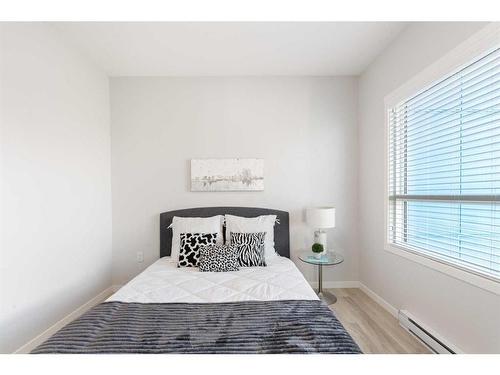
(306, 207), (336, 250)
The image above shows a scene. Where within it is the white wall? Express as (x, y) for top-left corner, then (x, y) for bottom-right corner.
(358, 22), (500, 353)
(110, 77), (358, 285)
(0, 24), (112, 353)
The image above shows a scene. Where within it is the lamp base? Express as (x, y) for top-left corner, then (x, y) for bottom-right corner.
(314, 230), (327, 249)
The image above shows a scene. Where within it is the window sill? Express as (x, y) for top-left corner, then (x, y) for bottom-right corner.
(384, 243), (500, 296)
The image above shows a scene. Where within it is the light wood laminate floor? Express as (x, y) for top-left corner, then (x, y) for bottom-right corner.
(327, 288), (431, 354)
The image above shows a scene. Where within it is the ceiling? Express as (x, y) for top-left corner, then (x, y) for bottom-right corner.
(54, 22), (407, 76)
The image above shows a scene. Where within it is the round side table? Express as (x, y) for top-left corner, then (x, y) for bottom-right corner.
(299, 252), (344, 305)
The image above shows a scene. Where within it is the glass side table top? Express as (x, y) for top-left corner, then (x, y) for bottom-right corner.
(298, 252), (344, 266)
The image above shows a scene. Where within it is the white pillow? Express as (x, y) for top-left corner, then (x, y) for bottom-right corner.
(225, 214), (278, 261)
(170, 216), (224, 263)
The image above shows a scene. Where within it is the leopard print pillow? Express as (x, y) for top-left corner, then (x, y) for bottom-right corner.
(178, 233), (217, 267)
(199, 244), (239, 272)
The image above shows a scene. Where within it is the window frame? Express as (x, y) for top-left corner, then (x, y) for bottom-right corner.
(383, 23), (500, 295)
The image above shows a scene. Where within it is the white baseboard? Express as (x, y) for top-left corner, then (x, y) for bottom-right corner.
(308, 280), (360, 289)
(358, 282), (398, 317)
(14, 286), (116, 354)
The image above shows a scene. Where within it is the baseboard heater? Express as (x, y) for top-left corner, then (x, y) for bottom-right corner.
(398, 310), (456, 354)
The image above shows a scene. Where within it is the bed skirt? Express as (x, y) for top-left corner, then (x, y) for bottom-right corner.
(32, 300), (362, 354)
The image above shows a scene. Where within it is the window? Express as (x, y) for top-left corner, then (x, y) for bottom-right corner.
(388, 47), (500, 282)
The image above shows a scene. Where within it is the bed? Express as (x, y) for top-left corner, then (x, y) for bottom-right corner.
(32, 207), (361, 354)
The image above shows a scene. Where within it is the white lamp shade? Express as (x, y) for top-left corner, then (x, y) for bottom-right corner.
(306, 207), (336, 228)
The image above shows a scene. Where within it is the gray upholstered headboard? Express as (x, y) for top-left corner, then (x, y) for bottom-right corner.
(160, 207), (290, 258)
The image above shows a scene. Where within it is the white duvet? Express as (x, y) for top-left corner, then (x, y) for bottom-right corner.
(108, 256), (318, 303)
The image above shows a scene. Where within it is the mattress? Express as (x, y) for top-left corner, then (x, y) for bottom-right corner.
(108, 255), (319, 303)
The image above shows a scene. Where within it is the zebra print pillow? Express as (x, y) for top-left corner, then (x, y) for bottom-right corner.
(230, 232), (266, 267)
(199, 244), (239, 272)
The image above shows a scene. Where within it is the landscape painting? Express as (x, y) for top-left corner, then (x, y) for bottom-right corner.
(191, 158), (264, 192)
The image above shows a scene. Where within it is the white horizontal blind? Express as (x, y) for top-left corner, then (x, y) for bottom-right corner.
(388, 47), (500, 281)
